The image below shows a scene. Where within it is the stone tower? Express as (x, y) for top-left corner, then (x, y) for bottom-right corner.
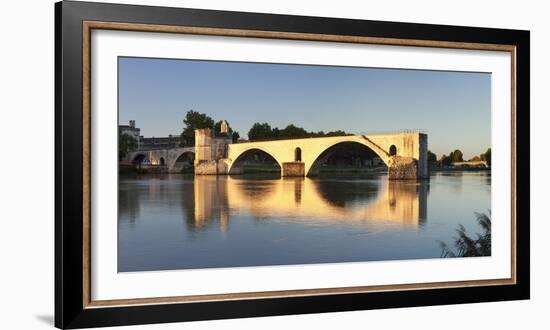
(194, 122), (233, 175)
(220, 120), (229, 134)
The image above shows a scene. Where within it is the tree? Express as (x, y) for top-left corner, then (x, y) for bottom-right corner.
(480, 148), (491, 166)
(231, 131), (240, 143)
(324, 130), (349, 137)
(247, 121), (349, 141)
(280, 124), (309, 139)
(440, 154), (452, 167)
(469, 155), (481, 162)
(119, 132), (137, 160)
(427, 150), (437, 163)
(450, 149), (464, 162)
(180, 110), (215, 146)
(248, 122), (274, 141)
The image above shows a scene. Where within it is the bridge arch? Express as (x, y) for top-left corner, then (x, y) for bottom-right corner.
(169, 150), (195, 172)
(131, 153), (147, 165)
(228, 147), (282, 175)
(305, 139), (390, 177)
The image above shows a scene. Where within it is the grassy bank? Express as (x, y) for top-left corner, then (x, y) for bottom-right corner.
(319, 165), (387, 174)
(242, 164), (281, 173)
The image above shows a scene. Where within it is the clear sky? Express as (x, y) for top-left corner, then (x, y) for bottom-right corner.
(119, 57), (491, 159)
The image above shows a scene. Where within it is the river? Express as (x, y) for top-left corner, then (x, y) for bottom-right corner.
(118, 171), (491, 272)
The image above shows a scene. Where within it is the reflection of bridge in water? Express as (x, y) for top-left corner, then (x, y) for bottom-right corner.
(192, 176), (429, 231)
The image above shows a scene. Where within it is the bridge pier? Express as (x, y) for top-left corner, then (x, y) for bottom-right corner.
(282, 162), (305, 177)
(387, 156), (421, 180)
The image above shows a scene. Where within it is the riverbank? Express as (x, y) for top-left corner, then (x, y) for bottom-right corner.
(430, 167), (491, 173)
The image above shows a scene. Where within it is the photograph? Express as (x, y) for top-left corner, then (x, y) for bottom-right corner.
(117, 57), (492, 272)
(48, 1), (531, 328)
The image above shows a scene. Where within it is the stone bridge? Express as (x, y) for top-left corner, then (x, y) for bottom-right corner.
(223, 133), (428, 179)
(194, 130), (428, 179)
(127, 147), (195, 173)
(127, 131), (428, 180)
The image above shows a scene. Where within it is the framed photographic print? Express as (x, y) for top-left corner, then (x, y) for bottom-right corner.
(55, 1), (530, 328)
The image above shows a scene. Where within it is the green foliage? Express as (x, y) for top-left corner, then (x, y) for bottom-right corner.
(280, 124), (309, 139)
(440, 154), (452, 166)
(248, 122), (274, 141)
(231, 131), (240, 143)
(247, 122), (348, 141)
(480, 148), (491, 166)
(427, 150), (437, 163)
(324, 130), (349, 137)
(450, 149), (464, 162)
(119, 132), (137, 160)
(180, 110), (215, 146)
(179, 111), (240, 146)
(439, 211), (491, 257)
(438, 149), (463, 166)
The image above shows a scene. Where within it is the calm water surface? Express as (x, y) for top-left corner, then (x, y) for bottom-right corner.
(118, 172), (491, 272)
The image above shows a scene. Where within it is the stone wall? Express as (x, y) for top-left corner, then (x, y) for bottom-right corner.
(387, 156), (418, 180)
(282, 162), (305, 177)
(195, 128), (232, 175)
(195, 160), (218, 175)
(217, 159), (232, 174)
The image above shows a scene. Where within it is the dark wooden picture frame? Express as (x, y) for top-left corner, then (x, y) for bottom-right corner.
(55, 1), (530, 328)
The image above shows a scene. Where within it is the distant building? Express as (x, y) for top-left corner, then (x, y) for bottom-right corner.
(119, 120), (141, 150)
(119, 120), (183, 151)
(140, 135), (180, 150)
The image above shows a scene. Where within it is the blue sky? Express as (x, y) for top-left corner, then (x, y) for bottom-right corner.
(119, 57), (491, 159)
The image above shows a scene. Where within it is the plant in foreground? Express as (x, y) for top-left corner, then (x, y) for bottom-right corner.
(439, 211), (491, 257)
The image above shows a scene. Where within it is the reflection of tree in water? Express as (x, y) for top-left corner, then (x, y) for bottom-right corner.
(179, 177), (197, 232)
(313, 177), (381, 208)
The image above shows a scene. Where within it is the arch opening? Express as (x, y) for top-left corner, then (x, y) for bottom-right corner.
(307, 141), (388, 177)
(131, 154), (146, 166)
(159, 157), (165, 166)
(295, 147), (302, 161)
(229, 148), (281, 176)
(172, 151), (195, 173)
(389, 145), (397, 156)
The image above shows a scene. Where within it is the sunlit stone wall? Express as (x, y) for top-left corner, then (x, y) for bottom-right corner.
(282, 162), (305, 177)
